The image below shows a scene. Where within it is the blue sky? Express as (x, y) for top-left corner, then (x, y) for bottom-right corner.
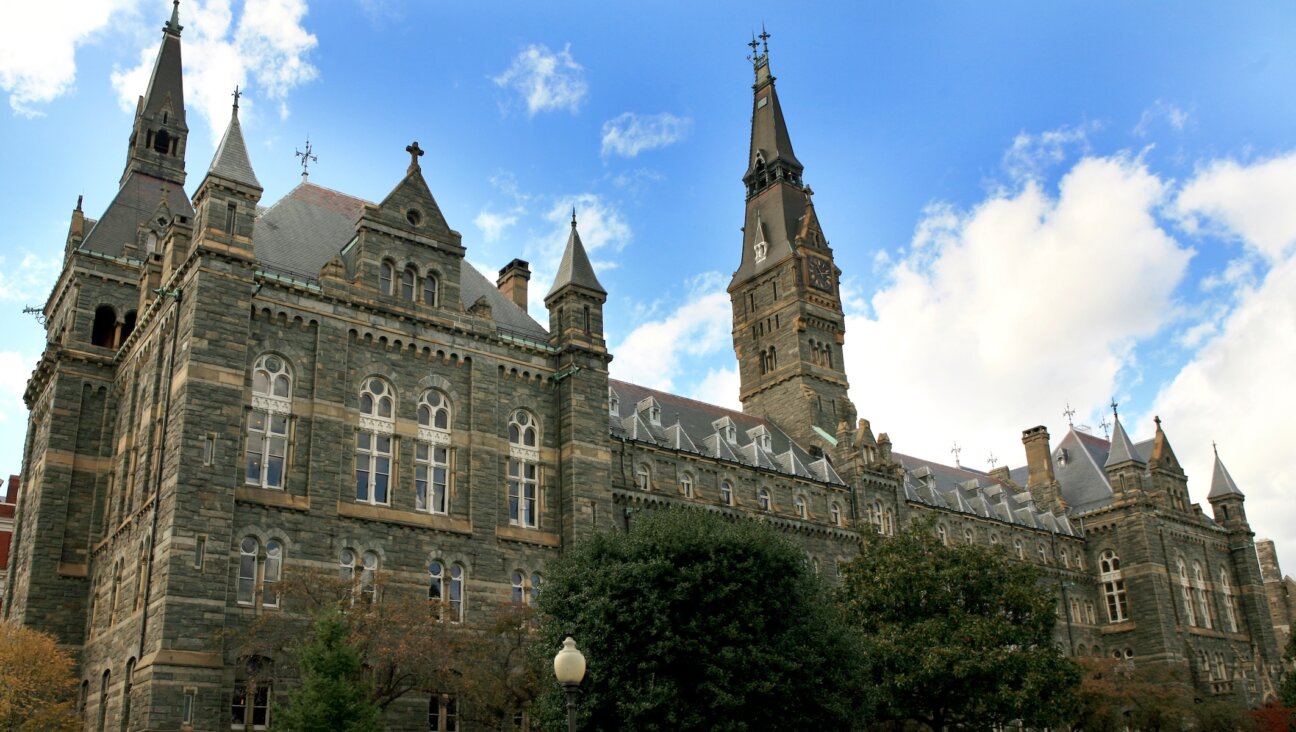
(2, 1), (1294, 572)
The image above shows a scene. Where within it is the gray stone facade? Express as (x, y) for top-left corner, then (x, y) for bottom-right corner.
(4, 11), (1290, 731)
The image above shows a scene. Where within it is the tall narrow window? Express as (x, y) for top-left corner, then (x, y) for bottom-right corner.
(429, 561), (464, 622)
(511, 570), (525, 604)
(92, 305), (117, 347)
(1014, 538), (1024, 560)
(109, 560), (123, 625)
(356, 378), (395, 505)
(380, 261), (394, 295)
(529, 572), (542, 605)
(246, 355), (291, 489)
(231, 657), (271, 730)
(1219, 568), (1239, 632)
(423, 273), (439, 306)
(98, 670), (110, 732)
(360, 551), (379, 604)
(120, 658), (134, 732)
(635, 464), (651, 491)
(340, 549), (356, 582)
(224, 203), (237, 234)
(238, 538), (258, 605)
(262, 540), (282, 608)
(402, 266), (417, 301)
(182, 689), (196, 726)
(430, 694), (459, 732)
(583, 305), (591, 335)
(416, 391), (452, 514)
(1193, 562), (1213, 629)
(680, 473), (694, 498)
(720, 481), (733, 506)
(830, 502), (842, 527)
(793, 495), (807, 518)
(1100, 550), (1130, 623)
(1178, 558), (1197, 627)
(757, 488), (771, 511)
(507, 410), (539, 528)
(938, 525), (948, 546)
(237, 537), (284, 609)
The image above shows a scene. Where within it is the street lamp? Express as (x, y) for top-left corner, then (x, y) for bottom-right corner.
(553, 636), (586, 732)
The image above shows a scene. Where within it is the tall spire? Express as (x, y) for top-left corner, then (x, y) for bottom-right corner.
(1104, 415), (1142, 468)
(545, 212), (605, 300)
(205, 88), (260, 189)
(121, 1), (188, 186)
(1208, 448), (1244, 499)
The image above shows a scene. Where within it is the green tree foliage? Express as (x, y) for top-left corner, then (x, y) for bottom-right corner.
(1282, 633), (1296, 709)
(273, 610), (383, 732)
(836, 522), (1081, 731)
(534, 509), (865, 731)
(0, 624), (79, 731)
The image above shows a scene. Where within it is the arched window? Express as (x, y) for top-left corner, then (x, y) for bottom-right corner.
(830, 501), (842, 527)
(635, 464), (651, 491)
(121, 310), (137, 342)
(510, 570), (542, 606)
(237, 538), (258, 605)
(990, 533), (1001, 546)
(1213, 652), (1228, 683)
(530, 572), (542, 605)
(1219, 568), (1239, 632)
(884, 508), (895, 536)
(428, 561), (464, 622)
(231, 657), (272, 730)
(720, 481), (733, 506)
(511, 570), (525, 604)
(92, 305), (117, 347)
(1013, 538), (1024, 560)
(402, 266), (417, 301)
(1038, 542), (1048, 563)
(380, 260), (395, 295)
(423, 273), (439, 306)
(121, 658), (135, 731)
(359, 551), (379, 604)
(97, 670), (110, 732)
(680, 473), (694, 498)
(937, 524), (948, 546)
(1100, 550), (1129, 623)
(109, 560), (123, 625)
(416, 391), (452, 514)
(339, 549), (356, 583)
(793, 494), (807, 518)
(1193, 562), (1213, 629)
(429, 694), (458, 732)
(963, 528), (974, 545)
(1061, 550), (1071, 569)
(356, 378), (394, 505)
(247, 355), (292, 489)
(1177, 558), (1197, 627)
(757, 488), (771, 511)
(237, 537), (284, 609)
(507, 410), (539, 528)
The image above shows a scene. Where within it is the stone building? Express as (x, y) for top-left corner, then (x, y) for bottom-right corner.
(4, 8), (1290, 730)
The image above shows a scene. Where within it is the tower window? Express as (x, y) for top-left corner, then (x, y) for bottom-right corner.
(153, 129), (171, 154)
(91, 305), (117, 348)
(225, 203), (237, 234)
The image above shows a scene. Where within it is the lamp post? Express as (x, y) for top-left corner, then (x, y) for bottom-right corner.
(553, 636), (586, 732)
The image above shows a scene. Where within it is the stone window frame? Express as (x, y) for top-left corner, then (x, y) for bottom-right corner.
(1192, 561), (1213, 629)
(422, 269), (440, 307)
(1176, 557), (1197, 627)
(608, 387), (620, 417)
(719, 479), (734, 506)
(1219, 567), (1239, 632)
(379, 259), (396, 295)
(679, 471), (694, 498)
(756, 487), (772, 512)
(634, 463), (652, 491)
(830, 501), (842, 527)
(792, 493), (807, 519)
(509, 568), (543, 606)
(1013, 538), (1024, 560)
(230, 656), (273, 730)
(506, 409), (541, 529)
(355, 377), (396, 506)
(245, 354), (292, 491)
(937, 524), (949, 546)
(1099, 549), (1130, 623)
(963, 527), (975, 545)
(401, 264), (418, 301)
(415, 390), (453, 515)
(236, 536), (284, 609)
(429, 693), (459, 732)
(429, 559), (466, 622)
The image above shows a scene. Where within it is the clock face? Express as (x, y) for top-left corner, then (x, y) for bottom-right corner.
(807, 256), (834, 292)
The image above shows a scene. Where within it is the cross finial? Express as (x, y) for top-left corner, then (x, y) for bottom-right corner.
(405, 141), (424, 173)
(1063, 402), (1076, 427)
(296, 136), (317, 182)
(748, 34), (759, 55)
(759, 25), (771, 54)
(950, 441), (962, 468)
(987, 451), (998, 469)
(231, 85), (241, 112)
(1110, 398), (1119, 420)
(1154, 415), (1162, 429)
(571, 207), (577, 229)
(1099, 414), (1111, 439)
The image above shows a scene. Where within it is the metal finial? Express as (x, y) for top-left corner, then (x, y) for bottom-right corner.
(986, 452), (998, 469)
(75, 194), (83, 212)
(1110, 398), (1119, 419)
(166, 0), (183, 34)
(1063, 402), (1076, 427)
(232, 85), (241, 112)
(571, 207), (577, 228)
(748, 34), (759, 55)
(1212, 440), (1218, 457)
(950, 442), (962, 468)
(296, 136), (317, 182)
(1099, 414), (1111, 439)
(759, 25), (770, 55)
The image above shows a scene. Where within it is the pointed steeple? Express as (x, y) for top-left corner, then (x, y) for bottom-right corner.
(1208, 447), (1244, 499)
(1104, 415), (1142, 468)
(546, 211), (605, 300)
(745, 33), (802, 190)
(206, 89), (260, 189)
(120, 1), (188, 186)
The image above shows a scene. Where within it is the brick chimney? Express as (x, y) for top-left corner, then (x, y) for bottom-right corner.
(1022, 425), (1066, 513)
(497, 258), (531, 310)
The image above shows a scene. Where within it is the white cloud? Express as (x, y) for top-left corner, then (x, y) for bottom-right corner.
(1001, 123), (1099, 182)
(1134, 99), (1189, 137)
(1150, 152), (1296, 577)
(474, 211), (518, 244)
(690, 366), (742, 411)
(1175, 152), (1296, 262)
(0, 0), (141, 115)
(492, 43), (587, 116)
(511, 193), (631, 321)
(610, 272), (733, 397)
(111, 0), (318, 144)
(600, 112), (690, 158)
(0, 252), (63, 303)
(844, 154), (1190, 474)
(0, 351), (36, 425)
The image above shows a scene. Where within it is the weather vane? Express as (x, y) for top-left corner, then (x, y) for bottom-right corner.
(21, 306), (45, 325)
(296, 136), (317, 182)
(1110, 398), (1119, 419)
(232, 85), (241, 111)
(1099, 414), (1111, 439)
(950, 442), (962, 468)
(986, 451), (998, 469)
(1063, 402), (1076, 427)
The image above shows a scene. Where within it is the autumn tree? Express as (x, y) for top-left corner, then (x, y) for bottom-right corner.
(533, 509), (866, 731)
(836, 521), (1081, 731)
(1074, 657), (1253, 732)
(0, 624), (79, 732)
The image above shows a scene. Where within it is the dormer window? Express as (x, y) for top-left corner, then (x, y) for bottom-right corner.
(712, 417), (738, 445)
(608, 388), (620, 417)
(748, 425), (772, 452)
(637, 397), (661, 427)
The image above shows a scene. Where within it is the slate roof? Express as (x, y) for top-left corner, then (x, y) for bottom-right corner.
(1105, 416), (1142, 467)
(80, 172), (194, 257)
(546, 219), (604, 299)
(142, 26), (185, 120)
(608, 379), (843, 485)
(207, 108), (259, 188)
(252, 183), (547, 340)
(894, 453), (1077, 536)
(1208, 453), (1244, 499)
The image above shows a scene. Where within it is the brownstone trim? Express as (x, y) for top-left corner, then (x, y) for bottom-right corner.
(57, 562), (88, 577)
(495, 525), (561, 547)
(235, 486), (310, 511)
(135, 650), (223, 671)
(336, 500), (472, 534)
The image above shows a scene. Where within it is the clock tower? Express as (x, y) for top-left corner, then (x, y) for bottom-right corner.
(729, 33), (856, 452)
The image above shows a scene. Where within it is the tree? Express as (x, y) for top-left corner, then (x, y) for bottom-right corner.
(836, 522), (1081, 731)
(0, 624), (80, 731)
(533, 509), (866, 731)
(453, 604), (546, 730)
(1282, 633), (1296, 709)
(273, 610), (383, 732)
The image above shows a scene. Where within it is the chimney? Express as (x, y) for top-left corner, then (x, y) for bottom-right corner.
(1022, 426), (1055, 488)
(497, 258), (531, 310)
